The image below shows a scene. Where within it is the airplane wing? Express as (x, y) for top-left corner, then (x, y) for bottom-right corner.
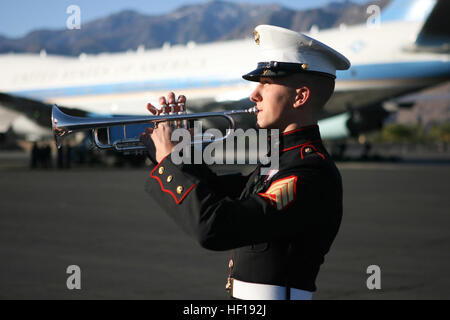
(0, 92), (87, 141)
(0, 93), (88, 126)
(383, 86), (450, 110)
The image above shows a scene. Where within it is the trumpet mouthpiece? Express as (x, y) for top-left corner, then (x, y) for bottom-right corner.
(246, 106), (259, 114)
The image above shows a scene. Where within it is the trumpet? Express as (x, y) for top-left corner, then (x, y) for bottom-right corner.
(51, 105), (258, 152)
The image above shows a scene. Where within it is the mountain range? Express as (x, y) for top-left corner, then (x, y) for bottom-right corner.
(0, 0), (389, 56)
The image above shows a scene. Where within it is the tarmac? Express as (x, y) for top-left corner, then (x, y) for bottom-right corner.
(0, 160), (449, 299)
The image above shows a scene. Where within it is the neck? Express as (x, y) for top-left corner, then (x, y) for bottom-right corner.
(282, 107), (317, 133)
(283, 120), (317, 133)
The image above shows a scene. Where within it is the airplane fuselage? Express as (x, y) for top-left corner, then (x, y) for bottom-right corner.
(0, 11), (449, 121)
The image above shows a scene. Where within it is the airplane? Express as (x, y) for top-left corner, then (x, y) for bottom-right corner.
(0, 0), (449, 144)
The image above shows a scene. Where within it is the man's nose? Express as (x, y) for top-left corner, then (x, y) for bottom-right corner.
(250, 85), (262, 103)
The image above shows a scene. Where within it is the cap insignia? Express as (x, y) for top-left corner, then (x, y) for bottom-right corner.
(253, 30), (260, 45)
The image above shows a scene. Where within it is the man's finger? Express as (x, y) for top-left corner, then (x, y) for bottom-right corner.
(178, 95), (186, 105)
(147, 103), (159, 115)
(177, 95), (188, 128)
(159, 96), (169, 114)
(139, 132), (147, 143)
(167, 92), (176, 105)
(177, 95), (186, 112)
(159, 96), (167, 105)
(166, 92), (177, 128)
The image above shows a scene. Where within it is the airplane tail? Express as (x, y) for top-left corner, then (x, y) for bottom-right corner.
(382, 0), (450, 51)
(381, 0), (436, 23)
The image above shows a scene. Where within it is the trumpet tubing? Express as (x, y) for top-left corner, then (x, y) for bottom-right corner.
(51, 105), (258, 152)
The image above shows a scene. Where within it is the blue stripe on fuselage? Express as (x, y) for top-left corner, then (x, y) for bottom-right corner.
(7, 60), (450, 100)
(8, 77), (244, 100)
(337, 60), (450, 80)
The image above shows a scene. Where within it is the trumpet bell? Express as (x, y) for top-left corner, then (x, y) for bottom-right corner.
(52, 105), (74, 149)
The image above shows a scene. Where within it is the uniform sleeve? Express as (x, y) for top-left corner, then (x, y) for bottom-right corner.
(145, 155), (310, 251)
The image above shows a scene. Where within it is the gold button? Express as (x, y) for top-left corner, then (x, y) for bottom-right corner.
(305, 147), (312, 153)
(166, 175), (173, 183)
(176, 186), (183, 194)
(228, 259), (234, 268)
(158, 166), (164, 175)
(225, 277), (232, 291)
(301, 63), (308, 70)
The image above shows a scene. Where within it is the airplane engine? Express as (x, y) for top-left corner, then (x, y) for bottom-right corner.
(319, 105), (390, 140)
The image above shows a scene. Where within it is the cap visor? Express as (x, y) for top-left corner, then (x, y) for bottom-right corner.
(242, 68), (263, 82)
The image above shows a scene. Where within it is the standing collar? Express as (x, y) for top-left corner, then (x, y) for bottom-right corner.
(279, 125), (322, 153)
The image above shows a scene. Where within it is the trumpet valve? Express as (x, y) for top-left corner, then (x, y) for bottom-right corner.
(178, 103), (189, 129)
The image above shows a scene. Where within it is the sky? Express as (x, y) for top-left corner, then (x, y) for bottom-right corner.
(0, 0), (370, 38)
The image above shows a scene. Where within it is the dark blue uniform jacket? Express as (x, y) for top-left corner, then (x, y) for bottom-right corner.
(145, 125), (342, 292)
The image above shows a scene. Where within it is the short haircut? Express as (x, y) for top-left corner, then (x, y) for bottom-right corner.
(290, 73), (335, 109)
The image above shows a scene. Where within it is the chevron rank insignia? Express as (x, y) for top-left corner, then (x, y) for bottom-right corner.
(258, 175), (298, 210)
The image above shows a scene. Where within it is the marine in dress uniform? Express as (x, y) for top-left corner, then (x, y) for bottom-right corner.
(142, 25), (350, 300)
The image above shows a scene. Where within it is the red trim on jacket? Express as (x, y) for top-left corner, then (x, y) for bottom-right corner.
(282, 125), (318, 136)
(281, 139), (322, 152)
(149, 155), (196, 205)
(300, 143), (325, 160)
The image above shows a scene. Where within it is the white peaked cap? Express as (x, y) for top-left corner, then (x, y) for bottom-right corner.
(243, 25), (351, 81)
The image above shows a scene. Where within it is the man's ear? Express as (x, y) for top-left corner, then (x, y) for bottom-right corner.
(293, 86), (310, 108)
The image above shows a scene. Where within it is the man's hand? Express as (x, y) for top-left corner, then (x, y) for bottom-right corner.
(140, 92), (187, 163)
